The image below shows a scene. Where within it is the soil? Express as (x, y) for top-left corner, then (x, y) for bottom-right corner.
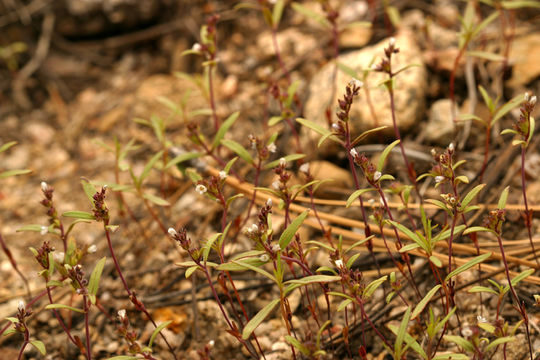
(1, 1), (540, 359)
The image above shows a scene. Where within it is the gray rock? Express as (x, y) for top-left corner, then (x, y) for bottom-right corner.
(303, 30), (426, 153)
(423, 99), (457, 145)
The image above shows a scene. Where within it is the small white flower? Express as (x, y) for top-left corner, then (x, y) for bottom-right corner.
(299, 163), (310, 174)
(389, 37), (396, 47)
(87, 244), (97, 254)
(335, 259), (344, 268)
(272, 180), (280, 190)
(477, 315), (487, 323)
(218, 171), (227, 180)
(40, 226), (48, 235)
(530, 95), (537, 106)
(260, 254), (270, 262)
(373, 171), (382, 181)
(430, 148), (437, 156)
(118, 309), (126, 319)
(18, 300), (25, 312)
(350, 148), (358, 158)
(461, 326), (473, 338)
(250, 224), (259, 233)
(435, 176), (445, 183)
(208, 339), (215, 347)
(524, 92), (530, 102)
(195, 184), (207, 195)
(41, 181), (49, 192)
(279, 157), (287, 167)
(349, 78), (363, 89)
(266, 198), (273, 207)
(379, 195), (386, 206)
(272, 243), (281, 252)
(192, 43), (202, 52)
(267, 142), (277, 153)
(331, 123), (340, 132)
(168, 228), (178, 237)
(448, 142), (454, 151)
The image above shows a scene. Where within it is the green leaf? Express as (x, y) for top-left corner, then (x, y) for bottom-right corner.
(394, 306), (411, 357)
(411, 285), (441, 320)
(285, 335), (310, 355)
(363, 276), (387, 299)
(272, 0), (286, 28)
(387, 220), (421, 245)
(268, 116), (283, 126)
(443, 335), (474, 352)
(296, 117), (332, 137)
(0, 169), (32, 179)
(139, 150), (164, 184)
(388, 322), (427, 360)
(506, 268), (535, 291)
(212, 111), (240, 149)
(377, 140), (400, 172)
(346, 188), (375, 208)
(264, 154), (306, 170)
(468, 286), (498, 295)
(279, 210), (309, 249)
(351, 126), (388, 147)
(165, 151), (202, 169)
(470, 11), (499, 40)
(467, 50), (505, 62)
(429, 256), (442, 268)
(221, 139), (254, 164)
(498, 186), (509, 209)
(460, 184), (485, 209)
(445, 252), (491, 281)
(285, 275), (341, 286)
(242, 299), (280, 339)
(62, 211), (95, 220)
(336, 61), (358, 78)
(45, 304), (84, 313)
(463, 226), (493, 235)
(492, 94), (523, 125)
(228, 260), (276, 282)
(502, 1), (540, 9)
(30, 340), (46, 355)
(202, 233), (221, 263)
(456, 113), (486, 125)
(485, 336), (515, 352)
(0, 141), (17, 153)
(17, 224), (45, 233)
(432, 354), (469, 360)
(143, 193), (170, 206)
(88, 257), (106, 304)
(148, 321), (172, 348)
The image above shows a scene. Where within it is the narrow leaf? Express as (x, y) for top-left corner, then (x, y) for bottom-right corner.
(411, 285), (441, 319)
(242, 299), (280, 339)
(212, 111), (239, 149)
(377, 140), (400, 172)
(445, 252), (492, 281)
(148, 321), (172, 348)
(279, 210), (309, 249)
(221, 139), (254, 164)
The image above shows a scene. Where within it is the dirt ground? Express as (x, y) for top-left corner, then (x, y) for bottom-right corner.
(1, 1), (540, 359)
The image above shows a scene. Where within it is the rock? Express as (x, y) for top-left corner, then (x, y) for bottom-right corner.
(306, 160), (353, 197)
(508, 32), (540, 87)
(421, 99), (457, 145)
(339, 25), (372, 49)
(256, 28), (317, 62)
(303, 30), (426, 154)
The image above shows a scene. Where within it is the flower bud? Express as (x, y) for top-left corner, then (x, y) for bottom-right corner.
(299, 163), (310, 174)
(87, 244), (97, 254)
(267, 142), (277, 153)
(168, 228), (178, 237)
(192, 43), (202, 52)
(118, 309), (126, 319)
(18, 300), (25, 312)
(40, 226), (48, 235)
(218, 171), (227, 180)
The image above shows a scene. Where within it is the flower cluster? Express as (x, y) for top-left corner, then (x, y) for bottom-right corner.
(351, 151), (382, 185)
(514, 93), (537, 141)
(40, 181), (60, 228)
(483, 209), (506, 235)
(248, 134), (275, 160)
(372, 37), (399, 74)
(336, 78), (362, 122)
(116, 309), (146, 356)
(34, 240), (54, 270)
(92, 186), (109, 223)
(168, 227), (200, 260)
(424, 143), (457, 187)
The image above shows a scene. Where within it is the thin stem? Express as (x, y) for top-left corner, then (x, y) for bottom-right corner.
(520, 147), (539, 267)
